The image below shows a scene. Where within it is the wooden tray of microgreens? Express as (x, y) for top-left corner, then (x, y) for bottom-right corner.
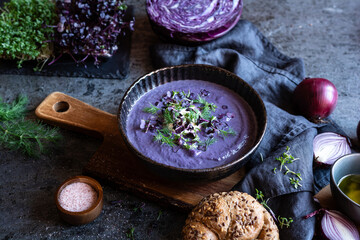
(36, 92), (246, 210)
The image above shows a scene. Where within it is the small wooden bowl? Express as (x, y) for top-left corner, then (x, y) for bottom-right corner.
(55, 176), (103, 225)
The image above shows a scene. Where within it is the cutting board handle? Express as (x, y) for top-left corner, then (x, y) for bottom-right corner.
(35, 92), (119, 138)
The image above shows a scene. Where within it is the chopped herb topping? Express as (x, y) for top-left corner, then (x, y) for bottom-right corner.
(140, 89), (237, 154)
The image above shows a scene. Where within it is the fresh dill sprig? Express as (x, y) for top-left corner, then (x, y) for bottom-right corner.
(194, 95), (217, 120)
(184, 109), (200, 123)
(277, 216), (293, 229)
(163, 108), (174, 124)
(143, 103), (160, 115)
(0, 96), (61, 157)
(154, 130), (175, 147)
(0, 95), (28, 121)
(193, 95), (207, 105)
(219, 128), (236, 139)
(198, 137), (217, 150)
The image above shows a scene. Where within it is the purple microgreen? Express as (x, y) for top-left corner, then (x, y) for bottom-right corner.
(200, 89), (210, 97)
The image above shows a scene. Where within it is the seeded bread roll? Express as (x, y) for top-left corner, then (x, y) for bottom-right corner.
(183, 221), (219, 240)
(183, 191), (279, 240)
(257, 210), (279, 240)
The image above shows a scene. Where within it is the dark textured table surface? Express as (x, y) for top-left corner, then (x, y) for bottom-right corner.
(1, 0), (359, 239)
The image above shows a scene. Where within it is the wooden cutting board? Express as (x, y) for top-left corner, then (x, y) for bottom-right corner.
(36, 92), (245, 211)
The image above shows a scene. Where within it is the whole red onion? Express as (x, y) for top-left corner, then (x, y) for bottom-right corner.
(293, 78), (338, 122)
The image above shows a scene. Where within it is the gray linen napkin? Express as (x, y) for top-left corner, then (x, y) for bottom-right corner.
(150, 19), (342, 239)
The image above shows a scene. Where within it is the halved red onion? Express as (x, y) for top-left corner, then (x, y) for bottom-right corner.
(313, 132), (351, 165)
(146, 0), (243, 43)
(322, 210), (359, 240)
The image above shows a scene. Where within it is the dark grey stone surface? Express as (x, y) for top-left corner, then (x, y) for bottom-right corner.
(0, 0), (359, 239)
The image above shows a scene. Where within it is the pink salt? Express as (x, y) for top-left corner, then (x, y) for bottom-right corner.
(58, 182), (97, 212)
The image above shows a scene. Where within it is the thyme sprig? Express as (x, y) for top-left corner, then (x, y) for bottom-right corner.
(0, 95), (61, 156)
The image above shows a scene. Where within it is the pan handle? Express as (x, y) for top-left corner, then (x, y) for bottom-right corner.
(35, 92), (119, 138)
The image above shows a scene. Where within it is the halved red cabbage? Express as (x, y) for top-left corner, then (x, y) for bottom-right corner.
(146, 0), (243, 44)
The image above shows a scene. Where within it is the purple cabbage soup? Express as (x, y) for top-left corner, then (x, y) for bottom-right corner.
(126, 80), (257, 169)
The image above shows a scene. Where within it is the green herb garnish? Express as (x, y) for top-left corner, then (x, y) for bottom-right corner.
(0, 0), (56, 68)
(0, 95), (61, 156)
(143, 104), (160, 115)
(141, 90), (237, 153)
(154, 130), (175, 147)
(198, 137), (217, 150)
(277, 216), (293, 229)
(273, 146), (302, 189)
(289, 177), (302, 189)
(156, 210), (162, 221)
(126, 227), (135, 240)
(275, 146), (298, 171)
(219, 128), (237, 139)
(255, 188), (294, 229)
(255, 188), (271, 211)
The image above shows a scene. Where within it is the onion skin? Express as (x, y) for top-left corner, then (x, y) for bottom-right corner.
(321, 210), (360, 240)
(293, 78), (338, 122)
